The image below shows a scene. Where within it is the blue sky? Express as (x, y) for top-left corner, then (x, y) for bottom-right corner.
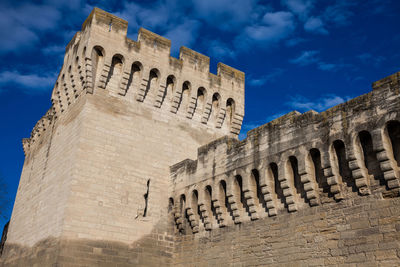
(1, 0), (400, 227)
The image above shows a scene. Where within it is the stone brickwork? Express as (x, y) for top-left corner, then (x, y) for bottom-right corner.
(1, 8), (244, 266)
(174, 197), (400, 266)
(1, 7), (400, 267)
(170, 72), (400, 265)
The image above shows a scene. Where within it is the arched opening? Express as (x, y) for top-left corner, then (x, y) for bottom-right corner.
(82, 46), (87, 59)
(126, 61), (142, 95)
(310, 148), (330, 197)
(74, 56), (81, 91)
(226, 98), (235, 126)
(251, 169), (266, 212)
(219, 180), (231, 221)
(177, 81), (191, 113)
(168, 197), (174, 213)
(190, 190), (201, 229)
(179, 194), (186, 215)
(161, 75), (175, 106)
(289, 156), (307, 203)
(235, 175), (250, 217)
(270, 162), (285, 208)
(73, 43), (79, 55)
(194, 87), (206, 116)
(211, 93), (221, 121)
(144, 68), (159, 100)
(333, 140), (357, 192)
(359, 131), (384, 186)
(61, 74), (68, 101)
(205, 185), (217, 224)
(387, 121), (400, 167)
(75, 56), (79, 66)
(91, 46), (104, 87)
(106, 54), (124, 89)
(178, 194), (187, 234)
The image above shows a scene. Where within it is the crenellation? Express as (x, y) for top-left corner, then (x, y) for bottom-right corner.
(4, 7), (400, 267)
(217, 62), (245, 83)
(137, 27), (171, 53)
(372, 70), (400, 91)
(21, 138), (30, 156)
(39, 7), (245, 142)
(82, 7), (128, 37)
(171, 71), (400, 234)
(179, 46), (210, 74)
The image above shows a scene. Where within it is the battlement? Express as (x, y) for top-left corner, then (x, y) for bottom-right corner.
(170, 71), (400, 233)
(23, 7), (245, 156)
(5, 6), (400, 266)
(81, 7), (128, 36)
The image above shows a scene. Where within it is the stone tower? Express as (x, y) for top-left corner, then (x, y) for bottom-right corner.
(3, 6), (400, 267)
(1, 8), (244, 266)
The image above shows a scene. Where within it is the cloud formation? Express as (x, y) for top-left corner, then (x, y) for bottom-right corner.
(304, 17), (328, 35)
(287, 94), (351, 112)
(207, 40), (236, 59)
(0, 2), (61, 53)
(248, 68), (285, 86)
(236, 11), (296, 50)
(290, 50), (346, 72)
(0, 0), (391, 96)
(282, 0), (314, 20)
(290, 50), (319, 65)
(190, 0), (260, 31)
(0, 70), (56, 93)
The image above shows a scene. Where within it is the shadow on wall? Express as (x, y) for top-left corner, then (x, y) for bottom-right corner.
(0, 221), (9, 256)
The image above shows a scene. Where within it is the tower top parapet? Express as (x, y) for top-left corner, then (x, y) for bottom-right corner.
(24, 7), (245, 157)
(74, 7), (244, 83)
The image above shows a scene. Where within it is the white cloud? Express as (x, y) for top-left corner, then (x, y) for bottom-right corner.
(190, 0), (260, 31)
(248, 68), (285, 86)
(285, 37), (306, 47)
(208, 40), (236, 59)
(0, 2), (61, 53)
(0, 71), (56, 93)
(317, 62), (336, 71)
(117, 1), (202, 56)
(290, 50), (345, 71)
(290, 50), (319, 65)
(323, 0), (355, 26)
(282, 0), (314, 20)
(236, 11), (295, 49)
(42, 45), (65, 55)
(357, 53), (385, 66)
(304, 17), (328, 35)
(165, 20), (201, 55)
(287, 94), (351, 112)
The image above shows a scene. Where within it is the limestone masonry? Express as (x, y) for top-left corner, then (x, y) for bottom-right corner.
(1, 7), (400, 267)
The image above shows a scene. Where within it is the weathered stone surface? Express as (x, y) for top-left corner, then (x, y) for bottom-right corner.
(1, 7), (400, 267)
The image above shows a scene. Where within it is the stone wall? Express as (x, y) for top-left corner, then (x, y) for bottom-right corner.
(2, 7), (400, 266)
(1, 8), (245, 266)
(170, 71), (400, 265)
(174, 197), (400, 266)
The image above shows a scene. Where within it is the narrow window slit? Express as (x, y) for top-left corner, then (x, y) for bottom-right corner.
(143, 179), (150, 217)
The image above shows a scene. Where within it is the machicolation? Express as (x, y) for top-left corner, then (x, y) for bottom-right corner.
(1, 7), (400, 267)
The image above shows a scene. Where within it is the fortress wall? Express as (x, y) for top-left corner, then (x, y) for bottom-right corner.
(3, 7), (400, 266)
(47, 86), (227, 265)
(174, 197), (400, 266)
(2, 96), (87, 264)
(50, 8), (244, 137)
(170, 72), (400, 265)
(2, 8), (246, 266)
